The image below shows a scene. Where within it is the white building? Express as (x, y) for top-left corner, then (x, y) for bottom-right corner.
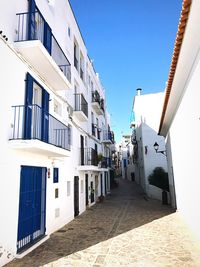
(159, 0), (200, 239)
(117, 135), (134, 180)
(131, 89), (168, 201)
(0, 0), (114, 265)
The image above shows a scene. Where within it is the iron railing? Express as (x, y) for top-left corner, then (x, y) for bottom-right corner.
(102, 131), (114, 143)
(92, 90), (100, 104)
(16, 11), (71, 83)
(80, 148), (98, 166)
(74, 93), (88, 117)
(100, 98), (105, 112)
(101, 157), (111, 168)
(10, 105), (71, 150)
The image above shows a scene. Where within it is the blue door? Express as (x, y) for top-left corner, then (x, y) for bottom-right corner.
(24, 73), (33, 139)
(44, 22), (52, 54)
(28, 0), (36, 40)
(24, 73), (49, 142)
(17, 166), (46, 253)
(41, 89), (49, 142)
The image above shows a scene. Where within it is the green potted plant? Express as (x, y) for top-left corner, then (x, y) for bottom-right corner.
(97, 153), (103, 163)
(148, 167), (169, 205)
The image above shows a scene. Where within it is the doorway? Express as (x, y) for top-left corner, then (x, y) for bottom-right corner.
(17, 166), (46, 253)
(74, 176), (79, 216)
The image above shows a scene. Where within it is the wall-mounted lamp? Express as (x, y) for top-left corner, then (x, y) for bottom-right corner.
(153, 142), (166, 156)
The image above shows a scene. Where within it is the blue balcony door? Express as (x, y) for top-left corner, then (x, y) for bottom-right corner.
(44, 23), (52, 54)
(17, 166), (46, 253)
(28, 0), (52, 54)
(24, 73), (49, 142)
(28, 0), (36, 40)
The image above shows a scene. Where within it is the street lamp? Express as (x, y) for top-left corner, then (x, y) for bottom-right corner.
(153, 142), (166, 156)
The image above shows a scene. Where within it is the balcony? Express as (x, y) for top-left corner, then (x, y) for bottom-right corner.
(15, 11), (71, 91)
(100, 157), (111, 168)
(73, 93), (88, 122)
(9, 104), (71, 157)
(91, 90), (104, 115)
(102, 131), (114, 144)
(78, 148), (100, 171)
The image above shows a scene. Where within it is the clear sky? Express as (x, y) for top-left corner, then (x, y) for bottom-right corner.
(69, 0), (182, 143)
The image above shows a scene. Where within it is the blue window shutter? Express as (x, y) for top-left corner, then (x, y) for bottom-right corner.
(44, 22), (52, 54)
(28, 0), (36, 40)
(24, 73), (33, 139)
(53, 168), (59, 183)
(41, 89), (49, 142)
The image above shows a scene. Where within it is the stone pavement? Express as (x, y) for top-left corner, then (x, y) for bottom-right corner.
(6, 178), (200, 267)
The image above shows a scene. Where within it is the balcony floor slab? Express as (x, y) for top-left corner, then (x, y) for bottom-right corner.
(14, 40), (71, 91)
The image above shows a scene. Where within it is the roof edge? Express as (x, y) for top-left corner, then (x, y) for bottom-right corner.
(158, 0), (192, 135)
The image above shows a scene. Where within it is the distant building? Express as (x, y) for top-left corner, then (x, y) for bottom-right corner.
(131, 89), (169, 201)
(118, 135), (134, 180)
(159, 0), (200, 240)
(0, 0), (114, 265)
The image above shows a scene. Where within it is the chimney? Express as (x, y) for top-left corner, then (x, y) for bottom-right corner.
(136, 88), (142, 96)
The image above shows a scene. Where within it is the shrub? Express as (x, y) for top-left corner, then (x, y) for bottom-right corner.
(148, 167), (169, 192)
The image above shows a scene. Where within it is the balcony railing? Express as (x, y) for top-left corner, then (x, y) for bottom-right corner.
(100, 99), (105, 112)
(74, 93), (88, 117)
(16, 11), (71, 82)
(101, 157), (111, 168)
(80, 148), (98, 166)
(92, 90), (100, 104)
(10, 105), (71, 150)
(102, 131), (114, 143)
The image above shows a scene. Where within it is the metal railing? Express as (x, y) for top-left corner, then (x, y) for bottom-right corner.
(100, 98), (105, 112)
(10, 105), (71, 150)
(92, 90), (100, 104)
(101, 157), (111, 168)
(74, 93), (88, 117)
(102, 131), (114, 143)
(80, 148), (98, 166)
(16, 11), (71, 83)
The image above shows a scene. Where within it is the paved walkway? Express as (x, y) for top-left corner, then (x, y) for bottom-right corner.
(6, 179), (200, 267)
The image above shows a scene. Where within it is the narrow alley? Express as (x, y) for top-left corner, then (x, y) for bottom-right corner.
(6, 179), (200, 267)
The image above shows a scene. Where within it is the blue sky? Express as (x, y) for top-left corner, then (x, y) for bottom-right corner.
(69, 0), (182, 143)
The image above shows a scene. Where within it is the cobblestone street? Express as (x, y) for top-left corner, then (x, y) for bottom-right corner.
(6, 179), (200, 267)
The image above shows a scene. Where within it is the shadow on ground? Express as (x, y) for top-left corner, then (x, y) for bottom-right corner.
(6, 178), (174, 267)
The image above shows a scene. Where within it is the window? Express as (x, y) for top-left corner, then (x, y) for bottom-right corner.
(53, 168), (59, 183)
(74, 42), (78, 70)
(67, 181), (71, 196)
(55, 188), (59, 198)
(80, 52), (84, 81)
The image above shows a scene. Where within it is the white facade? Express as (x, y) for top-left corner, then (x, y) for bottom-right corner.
(131, 91), (168, 200)
(0, 0), (114, 265)
(159, 0), (200, 240)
